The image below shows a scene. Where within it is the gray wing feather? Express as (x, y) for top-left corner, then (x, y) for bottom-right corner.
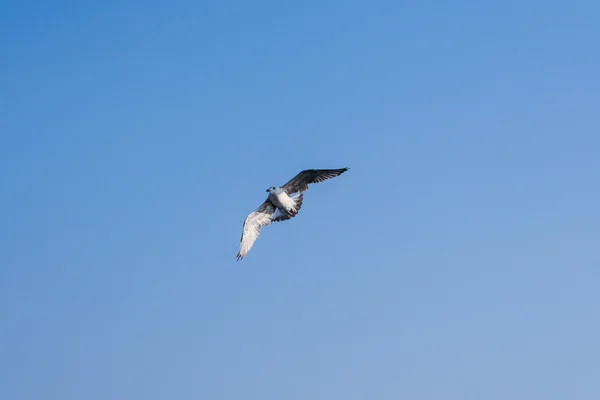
(281, 168), (348, 194)
(237, 199), (276, 261)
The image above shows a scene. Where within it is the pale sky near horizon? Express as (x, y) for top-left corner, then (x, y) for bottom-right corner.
(1, 1), (600, 399)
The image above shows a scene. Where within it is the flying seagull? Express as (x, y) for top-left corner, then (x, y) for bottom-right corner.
(236, 168), (348, 261)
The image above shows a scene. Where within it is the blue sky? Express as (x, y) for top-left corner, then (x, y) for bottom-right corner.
(1, 1), (599, 399)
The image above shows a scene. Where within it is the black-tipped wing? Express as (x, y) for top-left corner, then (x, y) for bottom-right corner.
(237, 199), (276, 261)
(281, 168), (348, 194)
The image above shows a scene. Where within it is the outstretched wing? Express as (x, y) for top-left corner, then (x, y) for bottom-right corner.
(237, 199), (276, 261)
(281, 168), (348, 194)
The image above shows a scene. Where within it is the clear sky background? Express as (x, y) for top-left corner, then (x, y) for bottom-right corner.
(1, 1), (599, 399)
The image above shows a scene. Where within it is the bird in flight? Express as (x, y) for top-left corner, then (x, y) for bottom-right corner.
(236, 168), (349, 261)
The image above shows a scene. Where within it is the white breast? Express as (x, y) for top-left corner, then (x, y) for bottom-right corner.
(270, 190), (296, 211)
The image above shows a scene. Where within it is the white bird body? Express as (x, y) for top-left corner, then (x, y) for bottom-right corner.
(268, 188), (297, 214)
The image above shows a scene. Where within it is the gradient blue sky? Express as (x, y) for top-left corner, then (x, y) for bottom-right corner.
(2, 1), (599, 399)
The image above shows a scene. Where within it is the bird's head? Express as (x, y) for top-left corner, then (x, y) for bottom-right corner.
(266, 186), (276, 193)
